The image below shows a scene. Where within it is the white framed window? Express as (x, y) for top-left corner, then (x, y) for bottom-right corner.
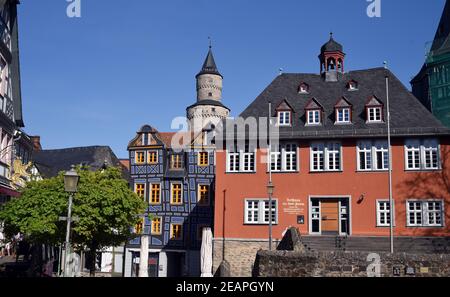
(311, 143), (324, 171)
(357, 140), (388, 171)
(336, 108), (350, 123)
(426, 201), (443, 226)
(376, 200), (394, 227)
(405, 140), (421, 170)
(423, 139), (439, 170)
(284, 144), (297, 172)
(243, 152), (255, 172)
(227, 152), (240, 172)
(367, 107), (382, 123)
(327, 143), (341, 171)
(357, 141), (372, 170)
(373, 141), (389, 170)
(307, 110), (321, 125)
(244, 199), (278, 225)
(278, 111), (291, 126)
(270, 151), (281, 172)
(269, 144), (297, 172)
(310, 142), (341, 172)
(407, 200), (444, 227)
(226, 147), (256, 173)
(405, 139), (440, 170)
(407, 201), (422, 226)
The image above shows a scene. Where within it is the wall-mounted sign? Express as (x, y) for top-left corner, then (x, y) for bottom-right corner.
(282, 199), (304, 215)
(297, 215), (305, 224)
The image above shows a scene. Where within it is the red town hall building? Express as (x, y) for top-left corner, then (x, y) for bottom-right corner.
(212, 35), (450, 277)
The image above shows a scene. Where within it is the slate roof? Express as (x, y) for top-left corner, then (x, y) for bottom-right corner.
(239, 67), (450, 139)
(196, 47), (222, 78)
(33, 146), (130, 181)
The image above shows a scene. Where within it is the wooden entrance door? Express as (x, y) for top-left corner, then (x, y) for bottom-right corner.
(321, 200), (339, 233)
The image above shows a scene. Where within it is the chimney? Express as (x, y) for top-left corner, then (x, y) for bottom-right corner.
(30, 136), (42, 151)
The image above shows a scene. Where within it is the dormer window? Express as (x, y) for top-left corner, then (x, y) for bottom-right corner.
(298, 83), (309, 94)
(365, 96), (384, 123)
(336, 108), (350, 123)
(334, 97), (352, 125)
(275, 99), (294, 127)
(368, 107), (382, 122)
(307, 110), (321, 125)
(305, 98), (324, 126)
(278, 111), (291, 126)
(347, 80), (358, 91)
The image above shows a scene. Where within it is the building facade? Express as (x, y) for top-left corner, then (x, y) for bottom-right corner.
(0, 0), (33, 205)
(411, 0), (450, 127)
(124, 47), (227, 277)
(213, 35), (450, 276)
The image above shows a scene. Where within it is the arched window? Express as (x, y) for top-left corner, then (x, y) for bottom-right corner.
(327, 57), (336, 71)
(337, 59), (343, 71)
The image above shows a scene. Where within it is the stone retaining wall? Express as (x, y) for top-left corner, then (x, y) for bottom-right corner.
(213, 239), (272, 277)
(254, 250), (450, 277)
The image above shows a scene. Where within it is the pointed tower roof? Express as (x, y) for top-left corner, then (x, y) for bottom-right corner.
(430, 0), (450, 55)
(321, 32), (344, 53)
(196, 47), (223, 78)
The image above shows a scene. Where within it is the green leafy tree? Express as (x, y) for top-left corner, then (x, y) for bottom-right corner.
(0, 166), (146, 276)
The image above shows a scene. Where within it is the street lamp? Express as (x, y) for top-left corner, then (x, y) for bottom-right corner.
(267, 181), (274, 251)
(63, 165), (79, 277)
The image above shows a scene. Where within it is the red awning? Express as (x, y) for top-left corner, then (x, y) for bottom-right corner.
(0, 185), (21, 198)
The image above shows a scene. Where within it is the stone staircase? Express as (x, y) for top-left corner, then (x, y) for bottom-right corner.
(299, 235), (450, 254)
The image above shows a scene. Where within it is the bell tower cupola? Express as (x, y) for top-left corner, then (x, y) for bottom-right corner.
(319, 33), (345, 82)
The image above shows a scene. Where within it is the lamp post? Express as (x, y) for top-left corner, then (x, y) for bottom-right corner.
(63, 165), (80, 277)
(267, 181), (275, 251)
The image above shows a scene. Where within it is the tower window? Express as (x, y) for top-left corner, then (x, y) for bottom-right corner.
(208, 92), (213, 97)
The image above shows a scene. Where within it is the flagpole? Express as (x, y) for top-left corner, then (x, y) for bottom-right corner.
(268, 102), (273, 251)
(384, 61), (394, 254)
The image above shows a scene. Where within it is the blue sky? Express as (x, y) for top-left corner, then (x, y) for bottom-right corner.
(19, 0), (446, 158)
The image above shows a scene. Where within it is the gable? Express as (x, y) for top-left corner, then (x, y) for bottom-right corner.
(365, 96), (383, 107)
(275, 99), (294, 112)
(305, 98), (323, 110)
(335, 97), (352, 108)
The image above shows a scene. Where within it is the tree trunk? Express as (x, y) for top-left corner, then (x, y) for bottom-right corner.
(89, 247), (97, 277)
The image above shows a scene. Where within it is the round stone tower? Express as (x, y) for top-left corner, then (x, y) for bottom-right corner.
(187, 46), (230, 132)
